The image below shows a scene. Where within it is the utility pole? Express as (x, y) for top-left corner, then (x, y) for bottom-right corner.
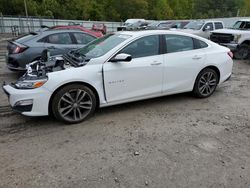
(24, 0), (30, 32)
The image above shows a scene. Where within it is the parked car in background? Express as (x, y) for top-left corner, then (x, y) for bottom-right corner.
(179, 20), (224, 39)
(3, 30), (233, 123)
(117, 19), (147, 31)
(210, 19), (250, 59)
(92, 23), (107, 34)
(51, 25), (103, 38)
(6, 30), (97, 71)
(146, 21), (173, 30)
(146, 20), (189, 30)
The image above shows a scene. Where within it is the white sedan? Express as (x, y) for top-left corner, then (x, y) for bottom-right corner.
(3, 30), (233, 123)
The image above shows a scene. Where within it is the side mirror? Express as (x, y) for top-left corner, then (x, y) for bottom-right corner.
(203, 25), (211, 31)
(110, 53), (132, 62)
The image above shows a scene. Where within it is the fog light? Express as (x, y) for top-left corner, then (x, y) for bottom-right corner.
(14, 99), (33, 106)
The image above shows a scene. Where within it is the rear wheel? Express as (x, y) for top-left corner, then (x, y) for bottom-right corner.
(234, 44), (249, 60)
(52, 84), (96, 124)
(193, 68), (219, 98)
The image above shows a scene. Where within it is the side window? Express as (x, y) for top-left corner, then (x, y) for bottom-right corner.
(193, 38), (209, 49)
(47, 33), (72, 44)
(215, 22), (223, 29)
(120, 35), (159, 58)
(203, 23), (214, 31)
(73, 33), (96, 45)
(245, 22), (250, 29)
(37, 37), (47, 43)
(165, 35), (194, 53)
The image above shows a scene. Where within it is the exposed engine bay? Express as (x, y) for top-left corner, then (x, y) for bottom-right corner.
(21, 49), (87, 81)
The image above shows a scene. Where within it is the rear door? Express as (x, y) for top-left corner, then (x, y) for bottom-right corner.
(162, 34), (207, 93)
(43, 32), (77, 55)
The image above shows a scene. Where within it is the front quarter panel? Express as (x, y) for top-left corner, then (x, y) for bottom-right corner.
(43, 63), (106, 106)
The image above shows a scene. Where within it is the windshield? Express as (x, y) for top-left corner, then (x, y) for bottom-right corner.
(184, 21), (204, 30)
(232, 21), (250, 30)
(78, 33), (131, 59)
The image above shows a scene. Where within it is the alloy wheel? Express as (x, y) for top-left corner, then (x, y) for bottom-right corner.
(198, 71), (217, 97)
(58, 89), (93, 122)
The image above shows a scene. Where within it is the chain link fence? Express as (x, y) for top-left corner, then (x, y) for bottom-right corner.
(1, 14), (250, 37)
(0, 15), (122, 36)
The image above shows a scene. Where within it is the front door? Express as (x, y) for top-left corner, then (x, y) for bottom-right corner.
(103, 35), (164, 103)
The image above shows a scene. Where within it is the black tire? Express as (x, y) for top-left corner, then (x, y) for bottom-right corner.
(52, 84), (96, 124)
(193, 68), (219, 98)
(234, 44), (249, 60)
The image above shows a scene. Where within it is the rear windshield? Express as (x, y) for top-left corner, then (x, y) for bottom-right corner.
(15, 33), (38, 43)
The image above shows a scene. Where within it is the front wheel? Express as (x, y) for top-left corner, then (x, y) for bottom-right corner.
(52, 84), (96, 124)
(193, 68), (219, 98)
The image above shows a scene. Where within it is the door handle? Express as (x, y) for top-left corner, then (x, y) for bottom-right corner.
(151, 62), (162, 66)
(192, 55), (202, 60)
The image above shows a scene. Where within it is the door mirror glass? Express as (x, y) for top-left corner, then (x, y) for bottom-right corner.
(203, 25), (211, 31)
(110, 53), (132, 62)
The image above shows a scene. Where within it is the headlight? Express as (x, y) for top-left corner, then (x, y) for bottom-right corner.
(14, 79), (47, 89)
(234, 34), (241, 43)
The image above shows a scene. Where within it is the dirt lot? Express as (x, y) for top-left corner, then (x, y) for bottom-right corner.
(0, 39), (250, 188)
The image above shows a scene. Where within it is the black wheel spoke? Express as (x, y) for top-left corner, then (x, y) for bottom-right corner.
(61, 106), (73, 117)
(61, 96), (73, 104)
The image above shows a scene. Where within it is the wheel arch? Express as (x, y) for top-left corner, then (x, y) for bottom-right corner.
(48, 81), (100, 115)
(194, 65), (221, 89)
(241, 40), (250, 46)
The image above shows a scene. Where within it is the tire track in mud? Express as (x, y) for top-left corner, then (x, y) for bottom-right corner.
(0, 105), (12, 114)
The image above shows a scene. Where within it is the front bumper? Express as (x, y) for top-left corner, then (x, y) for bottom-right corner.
(2, 84), (52, 116)
(219, 43), (238, 51)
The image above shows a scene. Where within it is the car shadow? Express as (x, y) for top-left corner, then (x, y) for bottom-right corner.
(0, 92), (200, 136)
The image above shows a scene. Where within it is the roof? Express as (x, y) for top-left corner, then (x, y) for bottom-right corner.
(238, 19), (250, 22)
(117, 30), (198, 37)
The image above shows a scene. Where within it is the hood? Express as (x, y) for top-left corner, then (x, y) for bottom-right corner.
(211, 29), (249, 35)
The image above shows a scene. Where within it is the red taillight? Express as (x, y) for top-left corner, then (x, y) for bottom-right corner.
(13, 45), (28, 54)
(228, 51), (233, 59)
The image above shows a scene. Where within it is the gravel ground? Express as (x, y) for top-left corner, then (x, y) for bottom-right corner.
(0, 39), (250, 187)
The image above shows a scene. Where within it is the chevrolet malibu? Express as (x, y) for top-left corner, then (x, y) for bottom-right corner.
(3, 30), (233, 124)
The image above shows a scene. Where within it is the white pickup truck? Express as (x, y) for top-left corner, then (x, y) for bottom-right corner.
(178, 20), (224, 39)
(210, 19), (250, 59)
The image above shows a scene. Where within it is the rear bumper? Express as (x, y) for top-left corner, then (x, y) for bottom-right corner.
(6, 53), (27, 71)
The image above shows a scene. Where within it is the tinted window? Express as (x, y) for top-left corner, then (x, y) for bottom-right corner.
(215, 22), (223, 29)
(203, 23), (214, 31)
(73, 33), (96, 44)
(165, 35), (194, 53)
(120, 35), (159, 58)
(194, 38), (208, 49)
(47, 33), (72, 44)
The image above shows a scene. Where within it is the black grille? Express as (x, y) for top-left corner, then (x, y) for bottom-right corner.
(210, 33), (234, 43)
